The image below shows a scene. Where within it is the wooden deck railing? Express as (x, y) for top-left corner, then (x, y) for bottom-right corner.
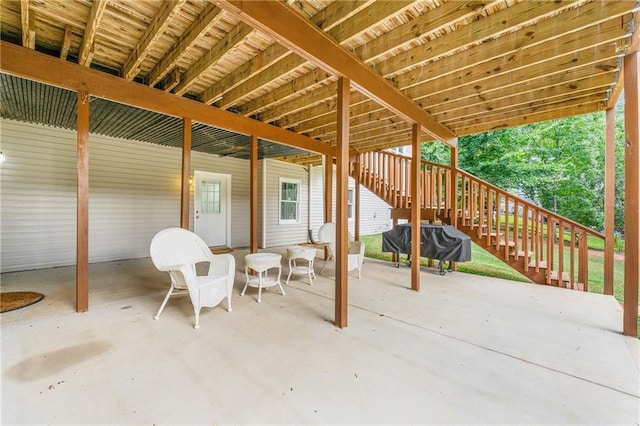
(352, 151), (606, 291)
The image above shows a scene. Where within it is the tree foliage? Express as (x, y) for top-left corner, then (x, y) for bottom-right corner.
(420, 99), (626, 233)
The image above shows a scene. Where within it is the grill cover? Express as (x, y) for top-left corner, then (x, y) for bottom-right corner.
(382, 223), (471, 262)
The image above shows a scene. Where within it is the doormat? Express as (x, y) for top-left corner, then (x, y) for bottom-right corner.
(211, 247), (233, 255)
(1, 291), (45, 313)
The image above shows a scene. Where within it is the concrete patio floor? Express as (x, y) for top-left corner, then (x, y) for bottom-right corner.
(2, 248), (639, 425)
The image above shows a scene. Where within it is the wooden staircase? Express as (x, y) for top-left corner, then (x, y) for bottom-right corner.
(351, 151), (604, 291)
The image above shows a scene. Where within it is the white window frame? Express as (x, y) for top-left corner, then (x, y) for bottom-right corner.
(279, 177), (301, 224)
(348, 188), (354, 220)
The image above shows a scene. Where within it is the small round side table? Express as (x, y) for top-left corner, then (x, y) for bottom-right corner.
(242, 253), (285, 303)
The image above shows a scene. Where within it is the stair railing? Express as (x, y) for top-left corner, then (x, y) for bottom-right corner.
(352, 152), (605, 290)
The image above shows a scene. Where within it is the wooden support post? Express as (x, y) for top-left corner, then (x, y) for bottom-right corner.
(355, 160), (361, 241)
(450, 144), (459, 228)
(180, 117), (191, 230)
(604, 108), (615, 295)
(335, 77), (349, 328)
(623, 51), (639, 337)
(76, 88), (90, 313)
(250, 135), (258, 254)
(411, 123), (421, 291)
(324, 156), (333, 223)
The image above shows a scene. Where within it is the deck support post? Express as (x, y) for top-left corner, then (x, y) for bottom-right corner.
(76, 88), (89, 313)
(335, 77), (349, 328)
(180, 118), (191, 230)
(250, 134), (258, 254)
(411, 123), (421, 291)
(623, 51), (639, 337)
(604, 108), (615, 295)
(355, 159), (361, 241)
(450, 144), (459, 228)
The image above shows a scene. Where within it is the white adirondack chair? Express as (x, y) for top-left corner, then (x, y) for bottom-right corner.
(150, 227), (235, 329)
(317, 222), (365, 278)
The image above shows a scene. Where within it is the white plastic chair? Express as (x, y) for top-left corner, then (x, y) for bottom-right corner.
(317, 222), (365, 278)
(150, 227), (235, 329)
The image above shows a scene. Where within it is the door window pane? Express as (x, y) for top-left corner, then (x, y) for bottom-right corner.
(201, 181), (220, 214)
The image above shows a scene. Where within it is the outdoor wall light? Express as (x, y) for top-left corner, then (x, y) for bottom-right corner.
(0, 151), (5, 163)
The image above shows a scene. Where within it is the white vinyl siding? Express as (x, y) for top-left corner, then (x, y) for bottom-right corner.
(0, 119), (250, 272)
(262, 159), (308, 247)
(308, 164), (391, 239)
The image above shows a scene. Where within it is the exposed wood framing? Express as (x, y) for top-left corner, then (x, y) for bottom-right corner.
(147, 4), (223, 87)
(175, 21), (255, 96)
(410, 123), (420, 292)
(212, 0), (413, 111)
(180, 118), (192, 229)
(20, 0), (35, 49)
(122, 0), (188, 81)
(335, 77), (350, 328)
(78, 0), (107, 67)
(60, 25), (72, 60)
(215, 0), (457, 146)
(623, 51), (639, 337)
(76, 89), (90, 313)
(0, 42), (332, 157)
(604, 108), (615, 296)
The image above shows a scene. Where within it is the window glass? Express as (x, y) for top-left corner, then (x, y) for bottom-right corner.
(201, 181), (220, 214)
(280, 179), (300, 222)
(348, 189), (354, 219)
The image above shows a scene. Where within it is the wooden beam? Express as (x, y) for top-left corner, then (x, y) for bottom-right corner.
(607, 11), (640, 109)
(279, 0), (629, 140)
(60, 25), (73, 60)
(202, 1), (373, 106)
(376, 1), (581, 78)
(78, 0), (107, 67)
(76, 89), (90, 313)
(623, 51), (639, 337)
(410, 123), (421, 292)
(147, 4), (223, 87)
(180, 117), (191, 229)
(324, 156), (333, 223)
(0, 41), (332, 157)
(450, 145), (459, 228)
(354, 160), (360, 241)
(250, 134), (258, 253)
(175, 21), (255, 96)
(604, 108), (615, 296)
(20, 0), (35, 49)
(335, 77), (350, 328)
(123, 0), (187, 81)
(215, 0), (456, 146)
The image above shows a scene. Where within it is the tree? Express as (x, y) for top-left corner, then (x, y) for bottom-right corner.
(420, 105), (626, 233)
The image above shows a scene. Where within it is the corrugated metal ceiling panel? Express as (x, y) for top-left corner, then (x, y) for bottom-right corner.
(0, 74), (309, 160)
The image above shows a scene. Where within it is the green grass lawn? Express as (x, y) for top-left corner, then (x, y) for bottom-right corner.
(360, 232), (638, 338)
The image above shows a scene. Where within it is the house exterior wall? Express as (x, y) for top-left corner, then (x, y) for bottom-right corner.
(0, 119), (394, 272)
(308, 164), (391, 241)
(261, 158), (310, 248)
(0, 119), (250, 272)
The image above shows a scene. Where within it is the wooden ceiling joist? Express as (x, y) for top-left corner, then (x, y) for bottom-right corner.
(78, 0), (107, 67)
(1, 0), (638, 162)
(212, 0), (408, 111)
(215, 0), (457, 145)
(122, 0), (187, 81)
(146, 3), (223, 88)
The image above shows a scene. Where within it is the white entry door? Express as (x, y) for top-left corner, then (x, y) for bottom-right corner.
(194, 171), (231, 247)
